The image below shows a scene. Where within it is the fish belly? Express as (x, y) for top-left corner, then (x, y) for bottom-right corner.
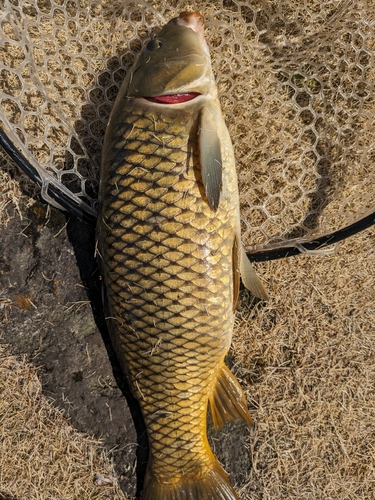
(97, 98), (239, 486)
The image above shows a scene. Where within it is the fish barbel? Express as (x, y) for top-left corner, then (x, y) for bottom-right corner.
(96, 11), (267, 500)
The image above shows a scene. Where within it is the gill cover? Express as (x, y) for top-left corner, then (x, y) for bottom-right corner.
(125, 12), (215, 97)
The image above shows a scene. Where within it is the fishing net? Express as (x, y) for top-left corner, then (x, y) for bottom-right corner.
(1, 0), (374, 256)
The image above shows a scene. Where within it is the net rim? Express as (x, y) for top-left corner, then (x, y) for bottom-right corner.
(2, 127), (374, 261)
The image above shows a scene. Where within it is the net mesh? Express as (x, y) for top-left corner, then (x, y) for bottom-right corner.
(1, 0), (374, 251)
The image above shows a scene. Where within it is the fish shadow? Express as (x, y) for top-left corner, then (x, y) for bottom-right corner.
(65, 214), (148, 499)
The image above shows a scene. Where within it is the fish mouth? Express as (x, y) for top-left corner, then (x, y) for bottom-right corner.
(172, 11), (205, 36)
(141, 92), (201, 104)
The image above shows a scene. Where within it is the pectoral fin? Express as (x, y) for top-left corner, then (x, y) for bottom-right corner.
(198, 103), (223, 211)
(240, 246), (268, 300)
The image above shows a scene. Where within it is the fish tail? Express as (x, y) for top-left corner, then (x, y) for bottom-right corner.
(142, 457), (239, 500)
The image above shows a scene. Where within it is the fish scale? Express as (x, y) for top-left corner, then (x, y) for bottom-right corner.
(98, 97), (236, 479)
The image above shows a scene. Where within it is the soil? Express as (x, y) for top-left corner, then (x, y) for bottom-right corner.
(0, 199), (251, 498)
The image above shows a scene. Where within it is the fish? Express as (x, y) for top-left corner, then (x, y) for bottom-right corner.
(96, 11), (268, 500)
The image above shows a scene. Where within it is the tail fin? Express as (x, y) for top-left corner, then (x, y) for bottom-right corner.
(142, 457), (239, 500)
(209, 362), (253, 430)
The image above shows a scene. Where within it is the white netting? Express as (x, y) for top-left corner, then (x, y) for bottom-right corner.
(1, 0), (374, 251)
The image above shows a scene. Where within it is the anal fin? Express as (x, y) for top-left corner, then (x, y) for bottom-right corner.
(209, 362), (253, 430)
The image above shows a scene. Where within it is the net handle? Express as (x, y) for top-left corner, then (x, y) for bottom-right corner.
(247, 211), (375, 261)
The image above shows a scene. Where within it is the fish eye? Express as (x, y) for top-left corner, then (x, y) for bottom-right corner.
(145, 39), (162, 51)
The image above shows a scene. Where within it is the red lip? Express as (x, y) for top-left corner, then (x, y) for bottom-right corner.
(143, 92), (201, 104)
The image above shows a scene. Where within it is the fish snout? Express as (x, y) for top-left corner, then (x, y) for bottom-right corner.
(174, 11), (205, 34)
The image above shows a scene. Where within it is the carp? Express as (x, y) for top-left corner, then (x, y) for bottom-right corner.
(96, 11), (267, 500)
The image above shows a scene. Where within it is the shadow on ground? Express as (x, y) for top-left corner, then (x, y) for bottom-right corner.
(66, 214), (149, 497)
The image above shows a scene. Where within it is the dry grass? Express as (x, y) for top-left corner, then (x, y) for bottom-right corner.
(233, 229), (375, 499)
(0, 343), (127, 500)
(0, 167), (23, 226)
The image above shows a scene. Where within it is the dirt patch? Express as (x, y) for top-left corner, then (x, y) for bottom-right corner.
(0, 202), (137, 495)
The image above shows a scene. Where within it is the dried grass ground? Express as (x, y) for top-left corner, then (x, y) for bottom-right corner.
(233, 230), (375, 499)
(1, 175), (374, 500)
(0, 341), (127, 499)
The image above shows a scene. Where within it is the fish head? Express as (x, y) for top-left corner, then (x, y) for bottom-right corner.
(125, 11), (217, 99)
